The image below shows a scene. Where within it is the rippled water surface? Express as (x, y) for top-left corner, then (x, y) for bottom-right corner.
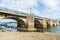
(46, 26), (60, 33)
(0, 22), (60, 33)
(0, 23), (17, 32)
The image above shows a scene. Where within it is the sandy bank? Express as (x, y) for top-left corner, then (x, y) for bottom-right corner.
(0, 32), (60, 40)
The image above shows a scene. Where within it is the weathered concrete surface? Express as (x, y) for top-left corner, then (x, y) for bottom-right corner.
(26, 14), (35, 30)
(0, 32), (60, 40)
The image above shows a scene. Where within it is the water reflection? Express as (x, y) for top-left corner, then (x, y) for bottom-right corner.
(46, 26), (60, 33)
(0, 23), (17, 32)
(0, 19), (60, 33)
(0, 19), (17, 32)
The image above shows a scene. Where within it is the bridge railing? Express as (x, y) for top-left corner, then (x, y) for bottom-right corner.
(0, 7), (28, 16)
(0, 7), (44, 19)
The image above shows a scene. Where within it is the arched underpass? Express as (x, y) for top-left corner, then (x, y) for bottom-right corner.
(34, 20), (43, 32)
(53, 23), (55, 27)
(3, 17), (25, 32)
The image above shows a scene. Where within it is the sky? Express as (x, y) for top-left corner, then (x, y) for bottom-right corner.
(0, 0), (60, 20)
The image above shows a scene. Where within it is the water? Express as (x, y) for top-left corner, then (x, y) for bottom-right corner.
(0, 23), (60, 33)
(0, 23), (17, 32)
(46, 26), (60, 34)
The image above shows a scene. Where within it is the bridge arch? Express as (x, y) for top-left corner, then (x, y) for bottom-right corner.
(34, 20), (42, 30)
(3, 17), (25, 29)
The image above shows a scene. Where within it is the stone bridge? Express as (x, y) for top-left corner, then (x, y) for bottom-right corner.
(0, 7), (60, 32)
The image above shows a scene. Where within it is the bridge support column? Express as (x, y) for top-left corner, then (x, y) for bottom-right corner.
(42, 18), (47, 28)
(26, 14), (35, 31)
(49, 20), (53, 27)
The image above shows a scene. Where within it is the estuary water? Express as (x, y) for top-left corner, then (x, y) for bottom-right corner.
(0, 22), (60, 33)
(0, 19), (60, 33)
(46, 26), (60, 34)
(0, 23), (17, 32)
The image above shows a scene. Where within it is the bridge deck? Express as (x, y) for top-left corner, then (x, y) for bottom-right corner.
(0, 7), (43, 19)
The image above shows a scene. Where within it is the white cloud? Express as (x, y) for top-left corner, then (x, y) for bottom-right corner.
(0, 0), (60, 19)
(38, 0), (60, 19)
(0, 0), (37, 13)
(41, 0), (59, 10)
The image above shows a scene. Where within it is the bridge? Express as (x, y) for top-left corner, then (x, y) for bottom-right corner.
(0, 7), (60, 32)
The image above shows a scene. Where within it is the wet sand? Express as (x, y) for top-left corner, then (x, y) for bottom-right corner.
(0, 32), (60, 40)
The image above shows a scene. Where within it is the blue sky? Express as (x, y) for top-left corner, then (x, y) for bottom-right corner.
(0, 0), (60, 20)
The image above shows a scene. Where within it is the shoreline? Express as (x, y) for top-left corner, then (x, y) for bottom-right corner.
(0, 32), (60, 40)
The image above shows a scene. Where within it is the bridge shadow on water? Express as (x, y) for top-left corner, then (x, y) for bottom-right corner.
(18, 20), (47, 32)
(0, 19), (48, 32)
(0, 19), (60, 33)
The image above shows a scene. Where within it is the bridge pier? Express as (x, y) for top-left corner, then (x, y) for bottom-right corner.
(26, 14), (35, 31)
(48, 20), (53, 27)
(41, 18), (47, 28)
